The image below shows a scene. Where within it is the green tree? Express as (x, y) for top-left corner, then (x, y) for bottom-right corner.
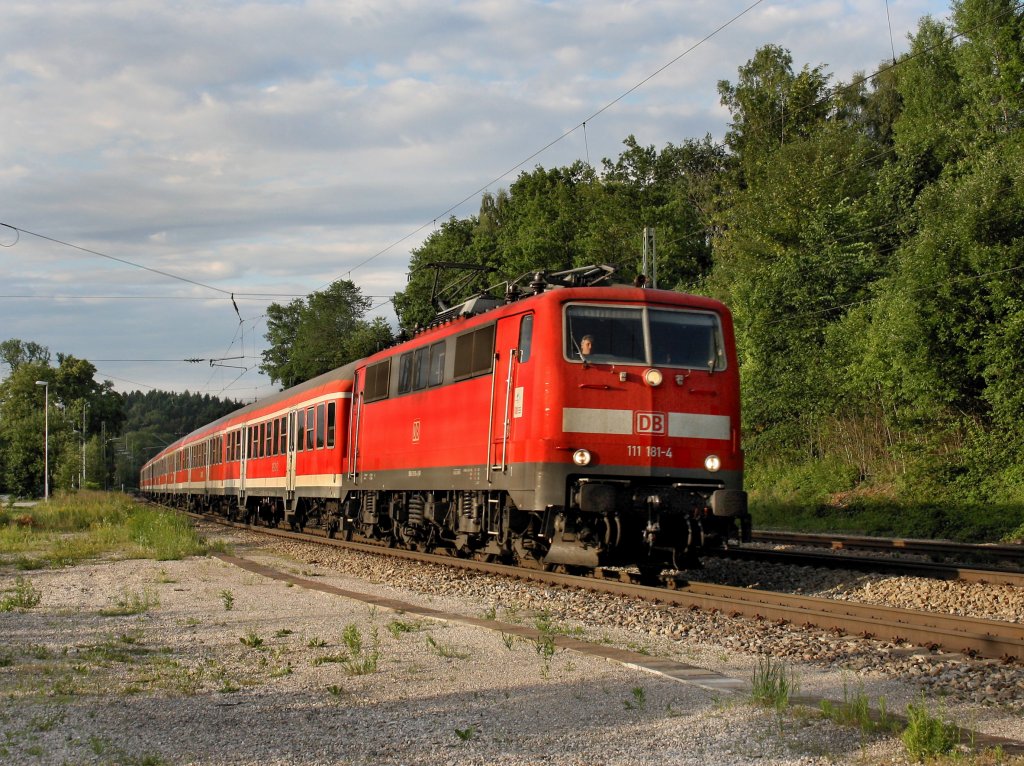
(260, 279), (394, 388)
(0, 349), (125, 496)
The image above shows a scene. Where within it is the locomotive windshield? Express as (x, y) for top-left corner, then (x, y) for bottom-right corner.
(565, 304), (726, 370)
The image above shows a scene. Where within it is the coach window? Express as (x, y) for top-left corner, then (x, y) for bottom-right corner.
(306, 406), (315, 450)
(428, 341), (445, 386)
(279, 417), (287, 455)
(315, 404), (325, 448)
(296, 410), (305, 452)
(518, 314), (534, 363)
(326, 402), (336, 448)
(265, 421), (273, 457)
(251, 426), (259, 459)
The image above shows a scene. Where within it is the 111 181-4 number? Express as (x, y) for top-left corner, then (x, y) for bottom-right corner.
(626, 445), (673, 458)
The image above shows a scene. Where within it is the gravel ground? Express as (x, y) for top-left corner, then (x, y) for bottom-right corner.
(1, 523), (1022, 766)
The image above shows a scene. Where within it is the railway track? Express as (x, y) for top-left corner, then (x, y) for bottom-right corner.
(715, 546), (1024, 587)
(751, 530), (1024, 566)
(174, 506), (1024, 663)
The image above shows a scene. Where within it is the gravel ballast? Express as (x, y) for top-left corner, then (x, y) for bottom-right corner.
(1, 524), (1022, 765)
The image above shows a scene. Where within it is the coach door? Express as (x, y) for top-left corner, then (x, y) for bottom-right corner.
(286, 410), (298, 495)
(239, 426), (248, 500)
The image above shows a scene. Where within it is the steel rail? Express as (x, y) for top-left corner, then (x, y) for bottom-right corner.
(171, 506), (1024, 662)
(752, 530), (1024, 564)
(714, 547), (1024, 587)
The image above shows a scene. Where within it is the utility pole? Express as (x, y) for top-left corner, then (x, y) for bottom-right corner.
(34, 381), (49, 501)
(81, 402), (88, 488)
(642, 227), (657, 289)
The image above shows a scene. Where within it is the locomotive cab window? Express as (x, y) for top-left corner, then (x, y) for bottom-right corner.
(564, 303), (726, 370)
(649, 309), (725, 370)
(564, 305), (645, 364)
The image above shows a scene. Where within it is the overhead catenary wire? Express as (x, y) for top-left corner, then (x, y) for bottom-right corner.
(318, 0), (768, 289)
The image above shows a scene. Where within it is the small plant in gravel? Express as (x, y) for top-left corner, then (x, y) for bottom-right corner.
(500, 632), (518, 650)
(454, 725), (476, 741)
(425, 633), (469, 660)
(386, 619), (420, 639)
(340, 624), (379, 675)
(532, 612), (558, 666)
(274, 628), (293, 638)
(902, 696), (960, 761)
(219, 590), (234, 611)
(307, 636), (327, 648)
(0, 576), (42, 611)
(819, 678), (898, 736)
(624, 686), (647, 712)
(100, 588), (158, 616)
(750, 655), (798, 712)
(239, 630), (264, 649)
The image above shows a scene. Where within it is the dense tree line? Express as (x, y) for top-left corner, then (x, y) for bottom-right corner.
(0, 339), (239, 496)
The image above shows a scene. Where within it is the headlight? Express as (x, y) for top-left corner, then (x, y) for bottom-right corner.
(643, 368), (663, 387)
(704, 454), (721, 472)
(572, 449), (592, 466)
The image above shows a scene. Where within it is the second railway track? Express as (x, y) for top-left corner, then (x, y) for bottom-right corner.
(174, 504), (1024, 663)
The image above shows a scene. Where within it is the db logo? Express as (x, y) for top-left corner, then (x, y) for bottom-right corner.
(634, 411), (666, 434)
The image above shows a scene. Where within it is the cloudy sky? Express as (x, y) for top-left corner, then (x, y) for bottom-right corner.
(1, 0), (950, 401)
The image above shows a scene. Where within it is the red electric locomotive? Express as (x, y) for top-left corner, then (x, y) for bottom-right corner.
(142, 266), (750, 574)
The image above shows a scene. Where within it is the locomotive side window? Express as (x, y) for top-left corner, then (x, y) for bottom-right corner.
(649, 309), (725, 370)
(518, 314), (534, 363)
(398, 342), (446, 394)
(428, 342), (445, 386)
(327, 402), (336, 448)
(397, 353), (413, 394)
(316, 403), (326, 448)
(364, 359), (391, 402)
(414, 346), (430, 390)
(454, 324), (496, 380)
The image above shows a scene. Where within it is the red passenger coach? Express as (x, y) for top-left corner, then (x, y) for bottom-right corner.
(143, 267), (750, 575)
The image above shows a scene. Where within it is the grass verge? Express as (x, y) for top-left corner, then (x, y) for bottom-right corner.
(0, 491), (209, 568)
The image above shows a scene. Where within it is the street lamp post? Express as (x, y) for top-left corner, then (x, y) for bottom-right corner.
(34, 381), (49, 501)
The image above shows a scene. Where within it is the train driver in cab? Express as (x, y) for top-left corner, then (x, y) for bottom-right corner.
(579, 334), (594, 360)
